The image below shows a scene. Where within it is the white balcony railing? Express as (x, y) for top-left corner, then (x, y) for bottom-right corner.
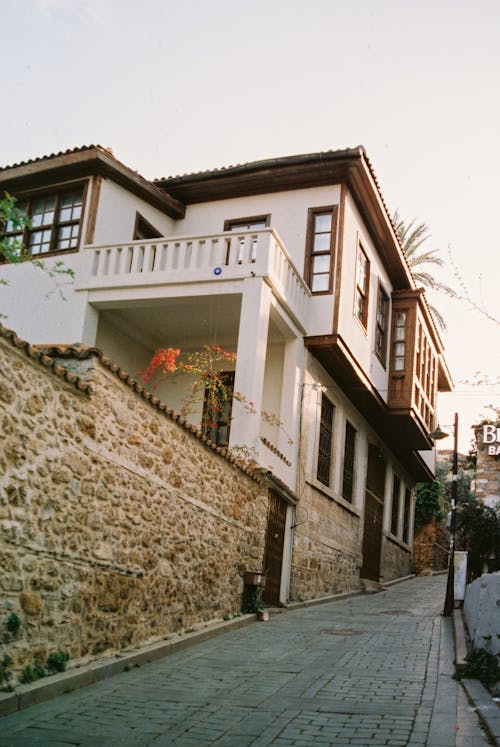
(78, 229), (311, 329)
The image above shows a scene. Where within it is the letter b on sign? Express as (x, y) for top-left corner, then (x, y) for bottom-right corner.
(483, 424), (499, 444)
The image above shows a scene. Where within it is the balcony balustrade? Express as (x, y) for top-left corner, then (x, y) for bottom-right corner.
(78, 229), (310, 330)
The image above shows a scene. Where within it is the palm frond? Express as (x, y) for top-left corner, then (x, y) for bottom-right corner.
(407, 249), (444, 269)
(428, 304), (447, 331)
(392, 210), (448, 329)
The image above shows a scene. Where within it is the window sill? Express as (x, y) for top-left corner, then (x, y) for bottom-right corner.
(2, 247), (80, 264)
(353, 314), (368, 337)
(306, 477), (361, 518)
(385, 532), (411, 552)
(28, 247), (80, 259)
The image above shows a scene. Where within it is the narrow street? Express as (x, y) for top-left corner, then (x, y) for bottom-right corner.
(0, 576), (489, 746)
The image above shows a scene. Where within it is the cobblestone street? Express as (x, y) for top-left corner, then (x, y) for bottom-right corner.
(0, 576), (489, 746)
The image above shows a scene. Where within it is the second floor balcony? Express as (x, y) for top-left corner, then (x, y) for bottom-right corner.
(77, 228), (311, 333)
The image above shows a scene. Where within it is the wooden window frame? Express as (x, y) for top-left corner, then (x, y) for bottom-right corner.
(223, 215), (271, 265)
(133, 212), (163, 240)
(304, 205), (338, 294)
(354, 243), (370, 329)
(317, 394), (335, 487)
(391, 310), (408, 374)
(375, 283), (390, 366)
(1, 182), (87, 259)
(390, 474), (401, 536)
(341, 420), (356, 502)
(223, 215), (271, 231)
(201, 371), (235, 447)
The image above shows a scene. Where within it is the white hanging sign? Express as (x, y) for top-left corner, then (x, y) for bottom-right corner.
(483, 425), (500, 455)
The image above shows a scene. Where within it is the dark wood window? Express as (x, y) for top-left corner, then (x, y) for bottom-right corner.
(392, 311), (407, 371)
(317, 394), (335, 486)
(223, 216), (270, 232)
(133, 213), (163, 240)
(2, 185), (85, 257)
(305, 206), (338, 293)
(402, 487), (412, 543)
(201, 371), (235, 446)
(375, 284), (389, 365)
(355, 244), (370, 328)
(391, 474), (401, 535)
(223, 216), (270, 265)
(342, 420), (356, 502)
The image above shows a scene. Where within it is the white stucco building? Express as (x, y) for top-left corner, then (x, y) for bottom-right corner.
(0, 145), (453, 603)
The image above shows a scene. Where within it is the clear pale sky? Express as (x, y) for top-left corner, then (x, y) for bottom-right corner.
(2, 0), (499, 451)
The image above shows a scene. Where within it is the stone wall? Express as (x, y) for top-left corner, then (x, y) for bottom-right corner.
(289, 484), (417, 599)
(0, 331), (268, 678)
(381, 535), (412, 581)
(412, 520), (449, 574)
(474, 427), (500, 507)
(464, 573), (500, 656)
(289, 487), (362, 600)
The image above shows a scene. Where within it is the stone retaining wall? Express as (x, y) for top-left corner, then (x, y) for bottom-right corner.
(289, 487), (362, 600)
(382, 535), (412, 581)
(0, 332), (267, 679)
(413, 520), (449, 574)
(464, 573), (500, 656)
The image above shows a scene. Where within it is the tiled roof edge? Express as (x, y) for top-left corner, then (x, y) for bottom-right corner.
(0, 325), (92, 393)
(154, 145), (365, 183)
(24, 339), (279, 488)
(0, 145), (100, 174)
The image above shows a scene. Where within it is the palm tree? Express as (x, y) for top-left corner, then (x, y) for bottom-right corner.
(392, 210), (448, 330)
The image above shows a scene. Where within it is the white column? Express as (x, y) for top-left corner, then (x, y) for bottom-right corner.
(230, 278), (272, 455)
(278, 338), (304, 470)
(80, 297), (99, 345)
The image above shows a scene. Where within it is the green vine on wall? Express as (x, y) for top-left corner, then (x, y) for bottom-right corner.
(414, 478), (444, 529)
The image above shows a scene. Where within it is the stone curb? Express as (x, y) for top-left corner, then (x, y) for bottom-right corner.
(453, 608), (500, 746)
(383, 573), (417, 587)
(284, 589), (363, 611)
(462, 678), (500, 746)
(283, 574), (417, 612)
(0, 613), (256, 718)
(453, 608), (468, 669)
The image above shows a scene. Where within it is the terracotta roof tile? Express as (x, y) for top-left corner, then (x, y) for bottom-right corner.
(0, 145), (99, 173)
(0, 325), (93, 393)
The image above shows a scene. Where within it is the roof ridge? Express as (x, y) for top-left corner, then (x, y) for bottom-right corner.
(153, 145), (365, 184)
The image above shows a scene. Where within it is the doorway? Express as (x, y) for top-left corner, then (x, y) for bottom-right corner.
(262, 490), (288, 605)
(360, 444), (386, 582)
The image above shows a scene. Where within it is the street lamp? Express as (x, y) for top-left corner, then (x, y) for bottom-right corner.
(429, 412), (459, 617)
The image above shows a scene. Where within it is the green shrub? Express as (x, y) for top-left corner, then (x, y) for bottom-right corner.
(415, 478), (444, 529)
(6, 612), (21, 634)
(458, 647), (500, 690)
(46, 651), (69, 673)
(19, 662), (46, 684)
(0, 654), (13, 692)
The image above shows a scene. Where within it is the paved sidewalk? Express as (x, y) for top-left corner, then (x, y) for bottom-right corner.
(0, 575), (491, 746)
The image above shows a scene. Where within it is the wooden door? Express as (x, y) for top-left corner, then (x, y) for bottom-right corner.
(360, 444), (386, 582)
(262, 490), (287, 605)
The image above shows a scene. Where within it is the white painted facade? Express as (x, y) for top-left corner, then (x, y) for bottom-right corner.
(0, 145), (452, 595)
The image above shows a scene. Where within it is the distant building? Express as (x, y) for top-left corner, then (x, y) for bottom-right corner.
(0, 145), (453, 600)
(473, 423), (500, 508)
